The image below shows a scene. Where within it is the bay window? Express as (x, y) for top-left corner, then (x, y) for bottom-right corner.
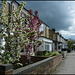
(40, 24), (44, 32)
(45, 42), (49, 51)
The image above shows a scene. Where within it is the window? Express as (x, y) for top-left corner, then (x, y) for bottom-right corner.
(40, 24), (44, 32)
(53, 34), (56, 40)
(20, 13), (25, 27)
(22, 22), (25, 27)
(45, 42), (49, 51)
(12, 3), (18, 11)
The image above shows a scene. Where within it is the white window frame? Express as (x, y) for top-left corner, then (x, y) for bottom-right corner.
(40, 24), (44, 32)
(45, 42), (50, 51)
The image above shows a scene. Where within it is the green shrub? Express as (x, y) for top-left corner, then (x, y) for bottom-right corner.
(51, 51), (59, 56)
(45, 52), (51, 56)
(42, 51), (59, 57)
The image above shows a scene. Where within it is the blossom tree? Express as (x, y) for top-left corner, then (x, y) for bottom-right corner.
(20, 9), (43, 62)
(0, 1), (30, 64)
(28, 9), (43, 55)
(0, 0), (43, 64)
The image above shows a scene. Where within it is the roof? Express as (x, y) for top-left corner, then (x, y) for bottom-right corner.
(11, 0), (29, 12)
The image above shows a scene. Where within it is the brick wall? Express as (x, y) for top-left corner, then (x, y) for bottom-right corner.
(53, 54), (62, 69)
(13, 54), (62, 74)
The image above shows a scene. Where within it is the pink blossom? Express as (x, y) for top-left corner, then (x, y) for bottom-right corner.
(28, 9), (33, 15)
(34, 11), (38, 15)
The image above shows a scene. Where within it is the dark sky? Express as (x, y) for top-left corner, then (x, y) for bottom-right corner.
(19, 1), (75, 40)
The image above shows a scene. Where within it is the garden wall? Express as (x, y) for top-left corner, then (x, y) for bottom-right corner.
(0, 54), (62, 74)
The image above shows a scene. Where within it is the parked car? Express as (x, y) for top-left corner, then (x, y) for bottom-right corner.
(62, 48), (67, 51)
(62, 48), (71, 53)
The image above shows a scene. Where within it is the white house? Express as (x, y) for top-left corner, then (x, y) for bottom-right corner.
(38, 37), (53, 52)
(37, 22), (53, 54)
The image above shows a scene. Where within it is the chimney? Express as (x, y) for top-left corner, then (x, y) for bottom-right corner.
(52, 28), (55, 32)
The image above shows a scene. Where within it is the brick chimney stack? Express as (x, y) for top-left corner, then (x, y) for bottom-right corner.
(52, 28), (55, 32)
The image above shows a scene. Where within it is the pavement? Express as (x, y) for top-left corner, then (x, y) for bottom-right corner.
(52, 51), (75, 74)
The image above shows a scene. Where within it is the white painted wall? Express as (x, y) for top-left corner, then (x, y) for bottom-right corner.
(53, 43), (55, 51)
(38, 37), (53, 52)
(49, 44), (52, 51)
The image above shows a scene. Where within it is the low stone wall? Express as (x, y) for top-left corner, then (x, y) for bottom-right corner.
(0, 54), (62, 75)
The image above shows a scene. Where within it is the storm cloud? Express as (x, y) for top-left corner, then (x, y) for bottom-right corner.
(24, 1), (75, 40)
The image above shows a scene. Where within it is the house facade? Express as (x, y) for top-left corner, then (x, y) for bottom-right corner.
(55, 32), (62, 52)
(49, 28), (59, 51)
(49, 28), (68, 52)
(49, 28), (63, 52)
(38, 23), (53, 53)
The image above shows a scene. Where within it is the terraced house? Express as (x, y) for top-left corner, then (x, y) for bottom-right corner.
(38, 22), (53, 53)
(49, 28), (68, 52)
(0, 1), (68, 55)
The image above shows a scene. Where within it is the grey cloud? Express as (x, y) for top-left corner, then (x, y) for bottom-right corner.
(25, 1), (75, 39)
(26, 1), (72, 30)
